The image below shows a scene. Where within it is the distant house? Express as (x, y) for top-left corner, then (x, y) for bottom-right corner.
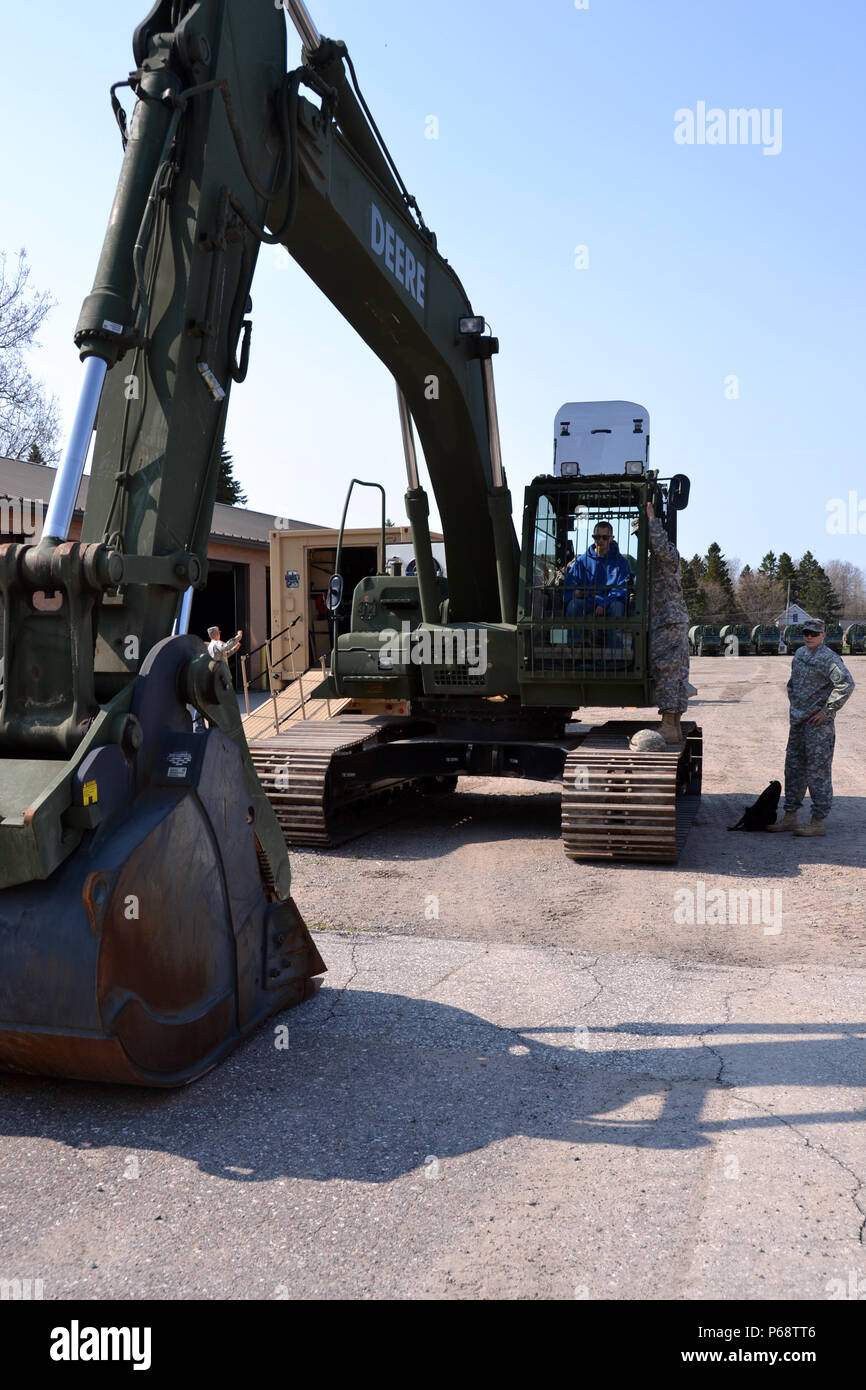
(774, 604), (813, 627)
(0, 455), (324, 685)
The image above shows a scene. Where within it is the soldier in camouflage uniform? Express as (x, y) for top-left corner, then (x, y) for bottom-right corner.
(767, 617), (855, 837)
(645, 501), (690, 745)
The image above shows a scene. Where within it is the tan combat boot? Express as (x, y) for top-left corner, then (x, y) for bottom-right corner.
(795, 819), (826, 837)
(767, 810), (799, 833)
(659, 713), (684, 747)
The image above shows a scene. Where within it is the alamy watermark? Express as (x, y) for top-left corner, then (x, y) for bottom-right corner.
(826, 492), (866, 535)
(1, 497), (45, 540)
(378, 622), (488, 675)
(0, 1277), (44, 1300)
(50, 1323), (151, 1370)
(674, 881), (782, 935)
(675, 103), (782, 156)
(826, 1270), (866, 1299)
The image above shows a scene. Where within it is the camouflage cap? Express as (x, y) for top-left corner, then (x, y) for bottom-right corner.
(801, 618), (825, 633)
(629, 728), (667, 753)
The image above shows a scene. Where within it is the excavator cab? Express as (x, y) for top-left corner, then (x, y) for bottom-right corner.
(517, 402), (689, 709)
(518, 475), (651, 707)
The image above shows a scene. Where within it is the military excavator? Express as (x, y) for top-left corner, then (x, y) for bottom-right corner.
(258, 389), (701, 859)
(0, 0), (700, 1088)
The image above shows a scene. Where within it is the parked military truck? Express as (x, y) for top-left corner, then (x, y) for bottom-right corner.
(783, 624), (807, 653)
(751, 624), (780, 654)
(689, 625), (721, 656)
(719, 623), (753, 656)
(843, 622), (866, 655)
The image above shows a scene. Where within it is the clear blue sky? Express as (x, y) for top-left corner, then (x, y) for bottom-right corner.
(1, 0), (864, 571)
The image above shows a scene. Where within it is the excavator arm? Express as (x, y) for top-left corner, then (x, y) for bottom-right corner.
(272, 28), (516, 625)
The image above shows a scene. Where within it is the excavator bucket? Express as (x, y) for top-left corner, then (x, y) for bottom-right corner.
(0, 636), (325, 1087)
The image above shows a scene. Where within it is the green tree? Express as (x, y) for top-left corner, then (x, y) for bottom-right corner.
(27, 442), (47, 464)
(215, 443), (247, 506)
(704, 541), (738, 618)
(689, 552), (707, 578)
(705, 542), (734, 595)
(805, 571), (842, 624)
(794, 551), (819, 603)
(681, 556), (708, 622)
(758, 551), (777, 580)
(776, 552), (797, 597)
(796, 553), (842, 624)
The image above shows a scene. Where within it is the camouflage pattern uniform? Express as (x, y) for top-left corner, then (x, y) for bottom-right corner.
(647, 516), (690, 714)
(782, 642), (855, 819)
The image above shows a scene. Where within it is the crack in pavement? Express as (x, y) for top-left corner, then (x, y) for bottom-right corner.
(696, 971), (776, 1087)
(372, 947), (493, 1047)
(731, 1092), (866, 1246)
(573, 954), (605, 1014)
(426, 948), (490, 996)
(689, 964), (866, 1250)
(320, 939), (362, 1024)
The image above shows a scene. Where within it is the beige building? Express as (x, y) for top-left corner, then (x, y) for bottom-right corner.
(0, 455), (323, 687)
(269, 524), (445, 687)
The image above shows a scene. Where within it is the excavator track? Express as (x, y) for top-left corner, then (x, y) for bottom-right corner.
(249, 717), (417, 847)
(251, 714), (703, 863)
(561, 720), (702, 863)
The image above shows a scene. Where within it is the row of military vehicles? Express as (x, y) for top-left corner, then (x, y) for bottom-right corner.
(689, 622), (866, 656)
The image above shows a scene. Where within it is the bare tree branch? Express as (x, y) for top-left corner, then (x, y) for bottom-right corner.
(0, 249), (61, 462)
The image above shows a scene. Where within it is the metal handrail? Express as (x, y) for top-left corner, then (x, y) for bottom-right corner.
(332, 478), (387, 688)
(243, 640), (306, 690)
(245, 615), (302, 662)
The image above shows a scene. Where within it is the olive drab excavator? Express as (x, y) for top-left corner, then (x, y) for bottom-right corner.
(0, 0), (701, 1087)
(263, 395), (701, 859)
(0, 0), (505, 1086)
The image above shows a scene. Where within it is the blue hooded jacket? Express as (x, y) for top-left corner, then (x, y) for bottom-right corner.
(565, 541), (631, 614)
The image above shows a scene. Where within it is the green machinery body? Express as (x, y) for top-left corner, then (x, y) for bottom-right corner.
(752, 624), (781, 654)
(0, 1), (702, 1085)
(843, 623), (866, 655)
(0, 0), (516, 1084)
(688, 625), (721, 656)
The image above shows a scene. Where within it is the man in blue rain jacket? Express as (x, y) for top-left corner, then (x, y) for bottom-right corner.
(565, 521), (631, 619)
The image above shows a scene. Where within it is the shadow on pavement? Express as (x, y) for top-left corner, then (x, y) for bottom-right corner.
(1, 993), (864, 1183)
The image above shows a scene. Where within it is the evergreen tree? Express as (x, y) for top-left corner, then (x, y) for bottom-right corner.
(681, 557), (708, 622)
(758, 552), (777, 580)
(797, 554), (842, 624)
(776, 552), (797, 596)
(795, 550), (820, 601)
(704, 541), (738, 617)
(705, 542), (734, 596)
(215, 443), (248, 506)
(27, 442), (47, 464)
(806, 571), (843, 624)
